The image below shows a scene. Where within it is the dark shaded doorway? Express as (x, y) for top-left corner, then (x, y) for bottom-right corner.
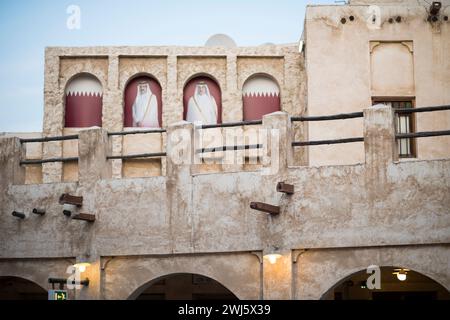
(0, 276), (47, 300)
(133, 273), (238, 300)
(322, 266), (450, 300)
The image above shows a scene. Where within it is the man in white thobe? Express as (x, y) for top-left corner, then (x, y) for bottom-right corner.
(186, 82), (218, 124)
(132, 82), (159, 128)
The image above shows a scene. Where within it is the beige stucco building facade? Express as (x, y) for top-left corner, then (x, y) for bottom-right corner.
(306, 0), (450, 166)
(1, 0), (449, 300)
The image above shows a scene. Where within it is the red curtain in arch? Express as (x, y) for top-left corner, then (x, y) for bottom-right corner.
(243, 94), (280, 121)
(183, 76), (222, 124)
(124, 76), (163, 128)
(65, 94), (103, 127)
(242, 76), (280, 121)
(65, 75), (103, 128)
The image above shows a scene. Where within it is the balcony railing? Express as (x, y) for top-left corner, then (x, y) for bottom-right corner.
(291, 111), (365, 147)
(16, 104), (450, 166)
(19, 134), (79, 165)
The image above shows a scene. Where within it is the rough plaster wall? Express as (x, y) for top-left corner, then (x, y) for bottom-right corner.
(1, 154), (449, 258)
(121, 132), (163, 178)
(414, 20), (450, 160)
(103, 253), (260, 300)
(89, 178), (167, 255)
(306, 6), (369, 167)
(281, 159), (450, 249)
(263, 252), (293, 299)
(62, 161), (78, 182)
(42, 50), (63, 184)
(2, 133), (43, 184)
(0, 183), (84, 258)
(24, 165), (43, 185)
(24, 153), (42, 185)
(0, 172), (168, 259)
(295, 245), (450, 299)
(191, 172), (269, 252)
(225, 55), (240, 123)
(122, 159), (162, 178)
(282, 47), (308, 165)
(305, 5), (450, 166)
(62, 128), (80, 182)
(104, 56), (122, 178)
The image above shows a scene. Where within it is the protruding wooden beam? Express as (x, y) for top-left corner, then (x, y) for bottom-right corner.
(250, 202), (280, 215)
(32, 208), (46, 216)
(59, 194), (83, 207)
(276, 182), (294, 195)
(12, 211), (25, 219)
(48, 277), (90, 287)
(72, 213), (95, 223)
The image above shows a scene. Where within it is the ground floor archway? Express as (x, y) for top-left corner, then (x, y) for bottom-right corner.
(321, 266), (450, 300)
(103, 253), (260, 300)
(294, 245), (450, 299)
(0, 276), (47, 300)
(131, 273), (239, 300)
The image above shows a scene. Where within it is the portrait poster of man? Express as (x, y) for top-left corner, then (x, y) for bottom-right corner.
(183, 77), (222, 125)
(124, 76), (162, 128)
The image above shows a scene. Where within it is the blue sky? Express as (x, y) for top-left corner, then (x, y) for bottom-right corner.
(0, 0), (336, 132)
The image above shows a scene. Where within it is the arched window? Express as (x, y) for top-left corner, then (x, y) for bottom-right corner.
(242, 75), (280, 121)
(65, 73), (103, 128)
(124, 75), (162, 128)
(183, 76), (222, 125)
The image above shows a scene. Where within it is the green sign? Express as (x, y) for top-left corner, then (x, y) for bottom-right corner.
(48, 290), (68, 300)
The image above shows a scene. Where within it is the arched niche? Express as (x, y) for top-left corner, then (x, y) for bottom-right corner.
(242, 74), (280, 121)
(370, 41), (414, 96)
(183, 75), (222, 124)
(123, 75), (162, 128)
(64, 73), (103, 128)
